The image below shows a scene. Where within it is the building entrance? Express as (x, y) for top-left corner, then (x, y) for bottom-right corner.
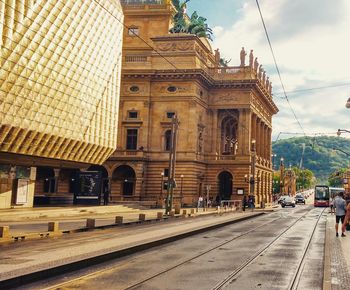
(218, 171), (233, 201)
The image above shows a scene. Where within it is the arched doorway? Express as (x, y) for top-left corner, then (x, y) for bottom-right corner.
(218, 171), (233, 201)
(112, 165), (136, 197)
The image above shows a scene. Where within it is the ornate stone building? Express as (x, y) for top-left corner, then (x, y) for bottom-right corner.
(101, 0), (278, 207)
(0, 0), (124, 208)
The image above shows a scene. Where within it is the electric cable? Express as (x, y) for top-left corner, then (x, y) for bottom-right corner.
(255, 0), (306, 136)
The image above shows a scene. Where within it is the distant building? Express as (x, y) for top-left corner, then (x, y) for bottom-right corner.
(0, 1), (124, 208)
(100, 0), (278, 207)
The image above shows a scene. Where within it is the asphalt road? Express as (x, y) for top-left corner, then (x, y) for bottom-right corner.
(21, 205), (326, 290)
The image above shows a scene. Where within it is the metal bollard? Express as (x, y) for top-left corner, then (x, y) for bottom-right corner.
(174, 204), (181, 215)
(115, 216), (123, 224)
(86, 218), (96, 229)
(182, 209), (187, 217)
(0, 226), (10, 239)
(191, 208), (195, 215)
(139, 213), (146, 222)
(48, 222), (59, 232)
(157, 212), (163, 220)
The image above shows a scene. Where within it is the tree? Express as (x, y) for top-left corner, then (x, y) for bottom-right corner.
(328, 168), (347, 187)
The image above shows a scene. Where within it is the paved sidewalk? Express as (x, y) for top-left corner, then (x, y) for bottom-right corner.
(0, 210), (264, 288)
(325, 213), (350, 290)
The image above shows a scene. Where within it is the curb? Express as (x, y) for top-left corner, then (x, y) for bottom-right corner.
(0, 212), (264, 288)
(323, 215), (331, 290)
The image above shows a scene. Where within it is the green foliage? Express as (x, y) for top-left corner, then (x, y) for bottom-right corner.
(272, 136), (350, 184)
(291, 167), (315, 190)
(328, 168), (347, 187)
(170, 0), (213, 40)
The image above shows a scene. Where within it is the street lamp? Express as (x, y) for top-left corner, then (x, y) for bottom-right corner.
(346, 97), (350, 108)
(159, 172), (164, 207)
(337, 129), (350, 136)
(333, 147), (350, 157)
(271, 153), (277, 170)
(180, 174), (184, 207)
(280, 157), (284, 194)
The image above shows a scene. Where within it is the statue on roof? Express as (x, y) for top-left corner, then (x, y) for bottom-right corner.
(269, 82), (272, 94)
(214, 48), (220, 66)
(262, 70), (266, 84)
(266, 77), (269, 89)
(254, 57), (259, 72)
(240, 47), (247, 67)
(170, 1), (213, 40)
(258, 64), (263, 79)
(249, 50), (254, 68)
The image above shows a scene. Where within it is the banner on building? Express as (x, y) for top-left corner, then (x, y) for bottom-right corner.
(75, 171), (102, 201)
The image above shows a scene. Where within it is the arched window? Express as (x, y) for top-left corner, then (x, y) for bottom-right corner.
(165, 130), (172, 151)
(221, 117), (237, 154)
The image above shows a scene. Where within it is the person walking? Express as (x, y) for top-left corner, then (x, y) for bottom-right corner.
(242, 195), (247, 212)
(342, 201), (350, 234)
(334, 192), (347, 237)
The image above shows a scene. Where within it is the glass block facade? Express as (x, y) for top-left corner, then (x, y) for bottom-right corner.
(0, 0), (124, 164)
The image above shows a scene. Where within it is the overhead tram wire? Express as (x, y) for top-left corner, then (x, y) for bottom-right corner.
(255, 0), (306, 136)
(274, 82), (350, 98)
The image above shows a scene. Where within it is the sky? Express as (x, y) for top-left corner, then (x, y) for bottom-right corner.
(187, 0), (350, 141)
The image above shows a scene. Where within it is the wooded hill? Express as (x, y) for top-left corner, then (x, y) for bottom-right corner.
(272, 136), (350, 183)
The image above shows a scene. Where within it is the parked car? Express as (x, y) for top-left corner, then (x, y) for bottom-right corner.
(278, 195), (289, 204)
(295, 194), (306, 204)
(281, 196), (296, 208)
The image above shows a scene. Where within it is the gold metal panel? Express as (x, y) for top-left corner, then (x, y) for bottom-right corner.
(0, 0), (123, 164)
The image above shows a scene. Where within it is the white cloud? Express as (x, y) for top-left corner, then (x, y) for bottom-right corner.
(210, 0), (350, 138)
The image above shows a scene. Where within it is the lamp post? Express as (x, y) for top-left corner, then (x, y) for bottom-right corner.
(346, 98), (350, 108)
(271, 153), (277, 170)
(337, 129), (350, 136)
(165, 115), (179, 215)
(159, 172), (164, 207)
(244, 139), (257, 200)
(332, 147), (350, 157)
(280, 157), (284, 194)
(180, 174), (184, 207)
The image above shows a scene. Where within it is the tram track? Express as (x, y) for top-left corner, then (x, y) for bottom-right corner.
(212, 207), (326, 290)
(38, 206), (308, 290)
(40, 210), (289, 290)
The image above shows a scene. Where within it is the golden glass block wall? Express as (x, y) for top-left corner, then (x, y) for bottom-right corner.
(0, 0), (123, 164)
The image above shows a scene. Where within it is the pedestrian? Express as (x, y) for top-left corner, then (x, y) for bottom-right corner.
(248, 195), (253, 210)
(334, 192), (347, 237)
(329, 196), (335, 214)
(197, 195), (203, 209)
(342, 201), (350, 233)
(242, 195), (247, 212)
(103, 189), (110, 206)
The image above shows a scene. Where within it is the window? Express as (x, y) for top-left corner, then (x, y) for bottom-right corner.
(128, 111), (138, 119)
(44, 178), (56, 193)
(128, 27), (139, 36)
(164, 168), (169, 177)
(167, 86), (177, 92)
(126, 129), (138, 150)
(130, 85), (139, 92)
(165, 130), (172, 151)
(166, 112), (175, 119)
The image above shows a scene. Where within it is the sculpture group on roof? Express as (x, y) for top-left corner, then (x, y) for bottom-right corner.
(240, 47), (272, 95)
(170, 0), (213, 40)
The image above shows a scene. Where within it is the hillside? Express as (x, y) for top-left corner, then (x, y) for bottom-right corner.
(272, 136), (350, 182)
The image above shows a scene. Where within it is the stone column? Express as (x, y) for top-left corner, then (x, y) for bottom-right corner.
(238, 109), (251, 155)
(53, 168), (60, 193)
(212, 109), (218, 155)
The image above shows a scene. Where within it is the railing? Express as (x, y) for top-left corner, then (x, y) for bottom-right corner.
(125, 55), (148, 63)
(121, 0), (166, 4)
